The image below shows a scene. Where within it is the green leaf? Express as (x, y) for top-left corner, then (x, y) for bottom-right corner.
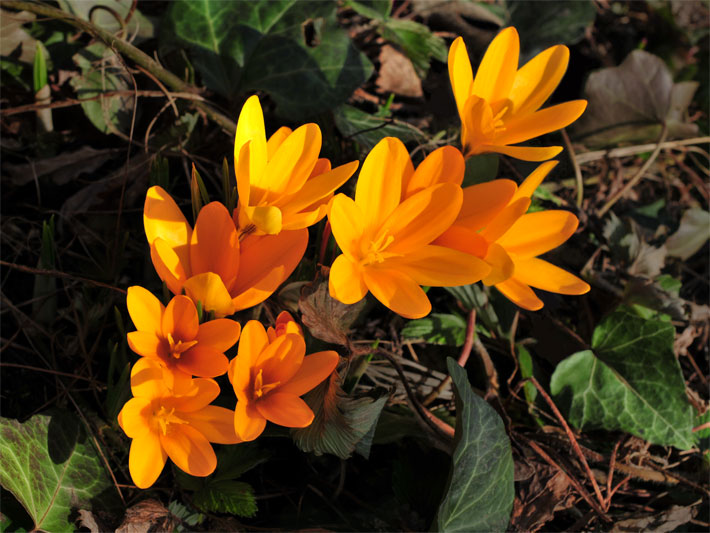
(665, 208), (710, 260)
(0, 412), (117, 532)
(401, 313), (467, 346)
(436, 359), (514, 532)
(462, 153), (499, 186)
(162, 0), (372, 119)
(33, 41), (47, 92)
(380, 18), (447, 77)
(344, 0), (392, 21)
(333, 104), (427, 150)
(192, 480), (257, 518)
(292, 373), (388, 459)
(550, 308), (695, 450)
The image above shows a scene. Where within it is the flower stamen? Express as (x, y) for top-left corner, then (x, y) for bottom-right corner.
(166, 332), (198, 360)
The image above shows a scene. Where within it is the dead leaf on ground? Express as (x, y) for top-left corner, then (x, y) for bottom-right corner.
(116, 499), (178, 533)
(0, 8), (37, 63)
(376, 45), (423, 98)
(611, 504), (697, 533)
(665, 207), (710, 260)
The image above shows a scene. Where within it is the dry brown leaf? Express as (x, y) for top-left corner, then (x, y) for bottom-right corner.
(116, 499), (178, 533)
(375, 45), (423, 98)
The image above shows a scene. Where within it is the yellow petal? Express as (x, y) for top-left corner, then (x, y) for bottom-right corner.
(403, 146), (464, 199)
(129, 431), (167, 489)
(508, 44), (570, 117)
(495, 277), (543, 311)
(195, 319), (241, 352)
(127, 286), (164, 336)
(150, 238), (188, 295)
(510, 161), (558, 203)
(190, 202), (240, 291)
(329, 254), (368, 304)
(183, 272), (236, 318)
(281, 160), (358, 215)
(496, 100), (587, 146)
(497, 210), (579, 258)
(184, 405), (242, 444)
(256, 392), (314, 428)
(486, 143), (563, 162)
(162, 295), (199, 342)
(234, 400), (266, 441)
(242, 205), (283, 235)
(266, 126), (292, 159)
(447, 36), (473, 118)
(234, 95), (267, 195)
(328, 194), (364, 261)
(387, 245), (491, 286)
(280, 207), (325, 231)
(168, 378), (220, 412)
(160, 424), (216, 477)
(472, 27), (519, 103)
(127, 331), (163, 359)
(130, 358), (167, 399)
(434, 225), (489, 258)
(118, 398), (152, 439)
(513, 257), (590, 295)
(456, 179), (517, 230)
(480, 197), (530, 243)
(362, 268), (431, 319)
(143, 186), (191, 250)
(481, 242), (514, 286)
(235, 140), (252, 208)
(278, 351), (339, 397)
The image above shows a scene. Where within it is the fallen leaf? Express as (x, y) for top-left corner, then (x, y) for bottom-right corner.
(375, 45), (423, 98)
(611, 505), (697, 533)
(665, 207), (710, 260)
(0, 8), (37, 63)
(116, 500), (178, 533)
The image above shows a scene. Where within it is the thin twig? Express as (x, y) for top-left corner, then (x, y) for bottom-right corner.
(562, 128), (584, 207)
(576, 135), (710, 164)
(0, 260), (126, 294)
(0, 362), (104, 384)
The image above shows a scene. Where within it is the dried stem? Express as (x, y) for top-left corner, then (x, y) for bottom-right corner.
(561, 128), (584, 207)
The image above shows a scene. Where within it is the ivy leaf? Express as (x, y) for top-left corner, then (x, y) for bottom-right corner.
(192, 480), (257, 518)
(436, 358), (514, 532)
(0, 412), (118, 532)
(292, 372), (388, 459)
(401, 313), (467, 346)
(550, 308), (695, 450)
(333, 104), (427, 150)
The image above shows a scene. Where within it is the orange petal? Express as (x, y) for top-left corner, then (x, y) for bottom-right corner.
(177, 347), (229, 378)
(162, 295), (199, 342)
(362, 268), (431, 319)
(150, 238), (188, 295)
(127, 286), (164, 336)
(403, 146), (464, 198)
(266, 126), (292, 159)
(143, 186), (192, 250)
(278, 351), (339, 396)
(485, 144), (563, 162)
(190, 202), (240, 291)
(230, 229), (308, 311)
(195, 319), (241, 352)
(256, 333), (306, 385)
(355, 137), (412, 231)
(457, 179), (517, 230)
(160, 424), (216, 477)
(495, 277), (543, 311)
(231, 320), (269, 394)
(472, 27), (519, 103)
(184, 405), (241, 444)
(329, 253), (368, 304)
(280, 207), (324, 231)
(235, 141), (252, 209)
(129, 431), (167, 489)
(329, 194), (365, 261)
(481, 242), (514, 286)
(234, 400), (266, 441)
(280, 160), (358, 216)
(168, 378), (220, 412)
(255, 392), (314, 428)
(496, 100), (588, 146)
(448, 36), (474, 117)
(509, 44), (570, 117)
(497, 210), (579, 258)
(480, 197), (530, 242)
(183, 272), (236, 318)
(433, 225), (489, 258)
(512, 257), (590, 295)
(118, 397), (152, 438)
(511, 161), (558, 203)
(127, 331), (163, 360)
(387, 245), (491, 286)
(234, 95), (268, 196)
(131, 356), (168, 399)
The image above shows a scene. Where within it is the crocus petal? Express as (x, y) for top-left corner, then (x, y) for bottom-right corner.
(127, 286), (164, 336)
(513, 257), (590, 295)
(143, 186), (192, 252)
(160, 424), (216, 478)
(387, 245), (491, 286)
(127, 331), (163, 359)
(495, 100), (588, 146)
(448, 36), (474, 117)
(190, 202), (240, 291)
(508, 44), (570, 117)
(255, 392), (314, 428)
(354, 137), (412, 231)
(150, 238), (188, 295)
(479, 197), (530, 242)
(403, 146), (464, 198)
(481, 242), (514, 286)
(169, 378), (220, 412)
(383, 183), (463, 254)
(183, 272), (236, 318)
(130, 358), (168, 399)
(234, 401), (267, 441)
(329, 254), (368, 304)
(230, 229), (308, 311)
(472, 27), (519, 103)
(497, 210), (579, 258)
(280, 208), (324, 231)
(433, 225), (489, 258)
(118, 398), (152, 438)
(456, 179), (517, 230)
(231, 320), (268, 394)
(162, 295), (199, 342)
(495, 277), (543, 311)
(256, 333), (306, 385)
(177, 347), (229, 378)
(362, 268), (431, 319)
(235, 141), (252, 208)
(278, 351), (338, 397)
(184, 405), (241, 444)
(329, 194), (365, 261)
(487, 144), (563, 162)
(234, 95), (268, 194)
(195, 319), (241, 352)
(510, 161), (558, 203)
(280, 161), (358, 216)
(129, 432), (167, 489)
(266, 126), (292, 159)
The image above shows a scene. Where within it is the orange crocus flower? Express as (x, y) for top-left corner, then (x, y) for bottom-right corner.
(448, 28), (587, 161)
(144, 187), (307, 317)
(228, 319), (339, 441)
(435, 161), (590, 310)
(126, 286), (240, 392)
(233, 95), (359, 235)
(118, 358), (240, 489)
(327, 137), (490, 319)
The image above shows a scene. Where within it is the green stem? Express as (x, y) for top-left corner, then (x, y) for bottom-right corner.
(4, 0), (236, 134)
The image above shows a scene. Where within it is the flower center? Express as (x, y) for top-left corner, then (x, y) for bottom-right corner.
(166, 332), (198, 360)
(153, 405), (187, 436)
(492, 105), (508, 134)
(362, 232), (399, 266)
(253, 368), (280, 400)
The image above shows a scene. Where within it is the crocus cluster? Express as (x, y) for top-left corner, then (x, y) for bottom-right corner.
(119, 27), (590, 488)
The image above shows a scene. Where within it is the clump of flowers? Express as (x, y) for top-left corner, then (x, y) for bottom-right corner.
(119, 27), (590, 489)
